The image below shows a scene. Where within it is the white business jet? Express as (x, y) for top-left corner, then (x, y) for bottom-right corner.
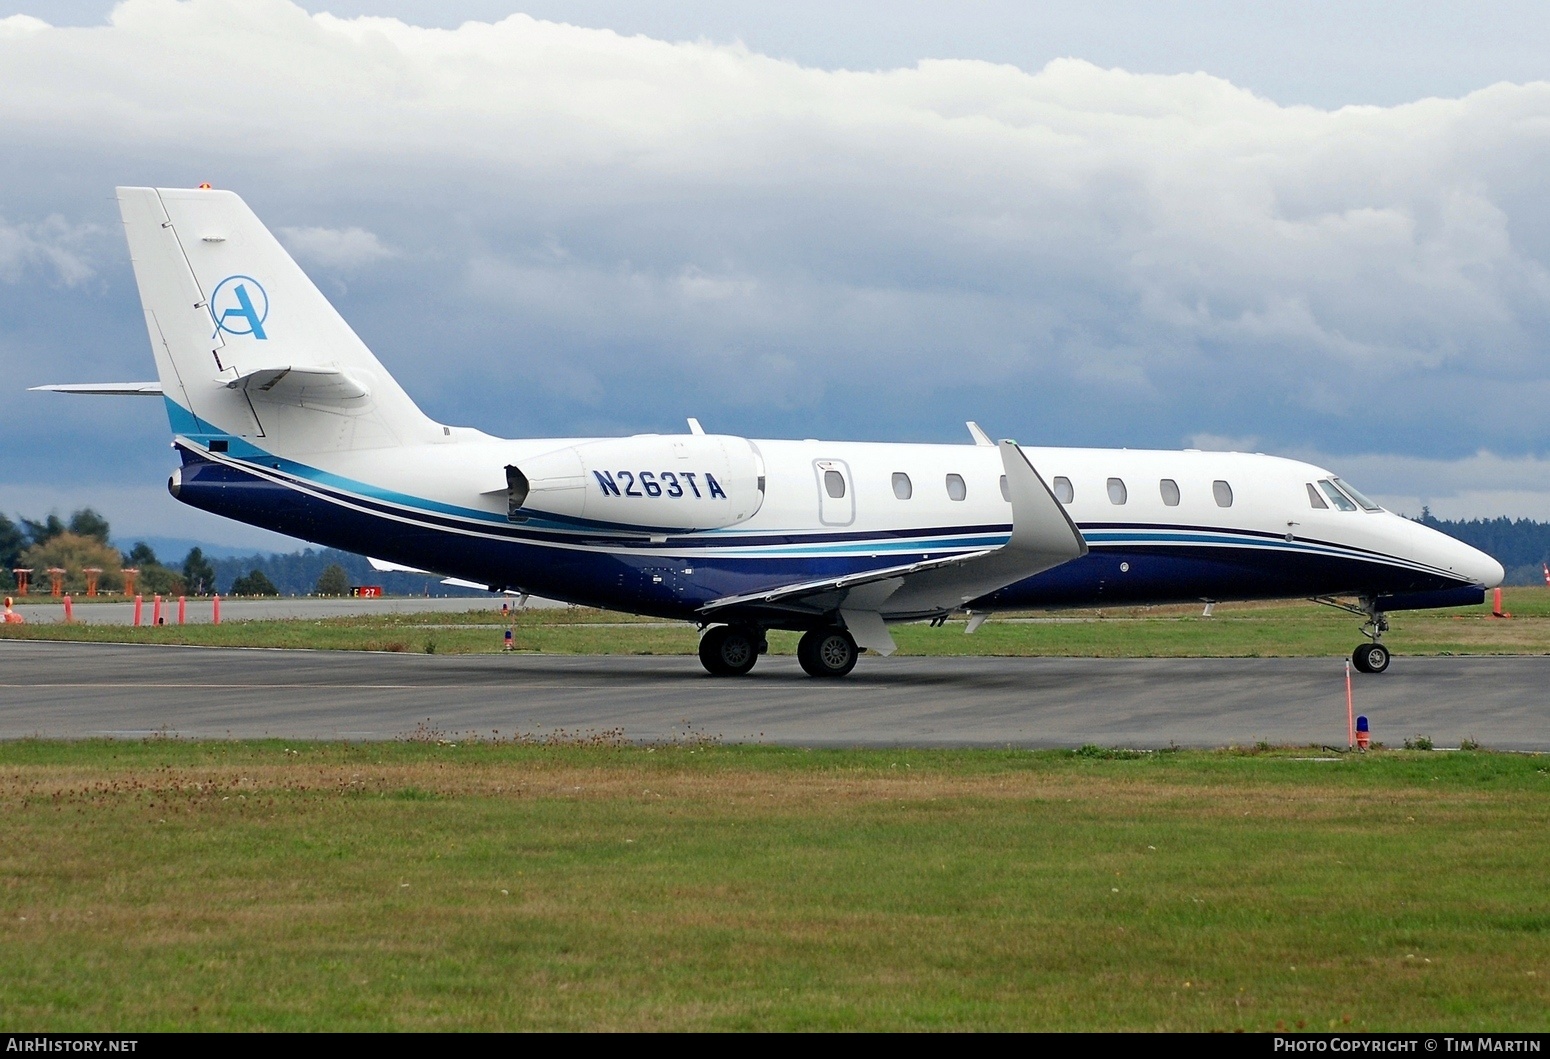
(36, 187), (1503, 678)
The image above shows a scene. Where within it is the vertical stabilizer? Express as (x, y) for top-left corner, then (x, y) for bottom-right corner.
(116, 186), (442, 455)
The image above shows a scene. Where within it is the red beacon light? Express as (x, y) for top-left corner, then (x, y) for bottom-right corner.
(198, 182), (212, 189)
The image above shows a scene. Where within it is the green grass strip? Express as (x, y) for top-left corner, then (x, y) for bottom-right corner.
(0, 741), (1545, 1030)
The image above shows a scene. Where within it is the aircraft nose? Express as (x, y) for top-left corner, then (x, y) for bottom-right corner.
(1466, 546), (1506, 589)
(1409, 518), (1504, 587)
(1440, 533), (1504, 587)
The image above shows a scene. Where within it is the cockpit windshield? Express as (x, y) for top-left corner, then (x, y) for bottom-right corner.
(1331, 477), (1383, 512)
(1318, 480), (1357, 512)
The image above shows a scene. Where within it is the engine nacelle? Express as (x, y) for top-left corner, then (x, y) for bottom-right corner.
(507, 434), (765, 531)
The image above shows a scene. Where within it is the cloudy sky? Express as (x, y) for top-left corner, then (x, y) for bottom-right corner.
(6, 1), (1550, 551)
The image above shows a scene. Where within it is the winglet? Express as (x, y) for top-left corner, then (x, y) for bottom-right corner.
(687, 417), (706, 435)
(966, 421), (994, 447)
(999, 439), (1088, 561)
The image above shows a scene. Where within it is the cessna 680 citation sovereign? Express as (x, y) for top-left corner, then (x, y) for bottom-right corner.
(38, 187), (1504, 678)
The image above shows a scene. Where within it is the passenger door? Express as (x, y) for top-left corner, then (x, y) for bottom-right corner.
(814, 459), (855, 526)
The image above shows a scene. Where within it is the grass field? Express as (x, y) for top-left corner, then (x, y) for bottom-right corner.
(0, 741), (1545, 1031)
(4, 587), (1550, 658)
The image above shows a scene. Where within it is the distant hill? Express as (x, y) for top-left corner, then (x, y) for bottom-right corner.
(1416, 512), (1550, 586)
(210, 548), (489, 597)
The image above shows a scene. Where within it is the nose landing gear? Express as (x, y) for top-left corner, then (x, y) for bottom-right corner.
(1351, 640), (1390, 674)
(1314, 596), (1391, 674)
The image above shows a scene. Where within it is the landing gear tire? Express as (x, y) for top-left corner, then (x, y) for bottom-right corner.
(699, 625), (759, 676)
(797, 626), (859, 678)
(1351, 642), (1390, 674)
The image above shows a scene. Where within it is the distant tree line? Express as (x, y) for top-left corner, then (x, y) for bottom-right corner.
(0, 509), (210, 596)
(0, 509), (481, 598)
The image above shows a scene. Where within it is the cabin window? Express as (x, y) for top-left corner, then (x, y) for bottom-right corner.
(892, 472), (912, 500)
(1053, 477), (1074, 504)
(1107, 478), (1127, 505)
(1319, 480), (1357, 512)
(1332, 477), (1382, 512)
(999, 475), (1010, 501)
(1159, 479), (1180, 506)
(824, 470), (846, 499)
(1306, 483), (1328, 509)
(1213, 480), (1233, 507)
(946, 473), (967, 501)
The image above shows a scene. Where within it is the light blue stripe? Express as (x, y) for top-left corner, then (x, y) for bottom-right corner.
(170, 402), (1015, 547)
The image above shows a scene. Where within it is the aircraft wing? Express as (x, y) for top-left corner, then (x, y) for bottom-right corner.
(697, 550), (997, 614)
(698, 440), (1086, 651)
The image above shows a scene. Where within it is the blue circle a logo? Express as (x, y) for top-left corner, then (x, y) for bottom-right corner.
(210, 275), (269, 340)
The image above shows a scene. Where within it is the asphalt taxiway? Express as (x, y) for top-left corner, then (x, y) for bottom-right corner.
(0, 641), (1543, 749)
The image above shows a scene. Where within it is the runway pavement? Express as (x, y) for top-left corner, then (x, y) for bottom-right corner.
(0, 640), (1543, 749)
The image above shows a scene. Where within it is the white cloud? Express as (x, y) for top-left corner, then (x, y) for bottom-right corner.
(4, 1), (1550, 519)
(0, 14), (49, 39)
(0, 216), (97, 286)
(278, 225), (396, 268)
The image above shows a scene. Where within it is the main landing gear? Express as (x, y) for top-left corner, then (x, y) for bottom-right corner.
(1314, 596), (1391, 674)
(698, 624), (765, 676)
(696, 623), (860, 678)
(796, 626), (859, 679)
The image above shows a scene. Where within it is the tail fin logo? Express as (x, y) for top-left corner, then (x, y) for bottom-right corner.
(210, 275), (269, 339)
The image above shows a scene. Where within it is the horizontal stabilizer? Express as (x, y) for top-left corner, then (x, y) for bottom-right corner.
(440, 577), (523, 595)
(222, 366), (369, 403)
(368, 556), (430, 574)
(30, 382), (164, 396)
(369, 558), (511, 593)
